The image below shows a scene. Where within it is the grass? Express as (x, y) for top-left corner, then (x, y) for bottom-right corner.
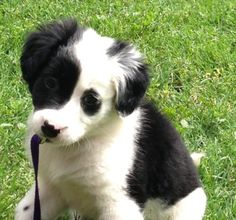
(0, 0), (235, 219)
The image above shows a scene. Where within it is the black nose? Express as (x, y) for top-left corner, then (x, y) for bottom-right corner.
(41, 121), (60, 138)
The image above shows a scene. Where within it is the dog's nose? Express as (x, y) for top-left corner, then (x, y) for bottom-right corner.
(41, 121), (60, 138)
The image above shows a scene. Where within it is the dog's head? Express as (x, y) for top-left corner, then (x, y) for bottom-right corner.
(21, 19), (149, 145)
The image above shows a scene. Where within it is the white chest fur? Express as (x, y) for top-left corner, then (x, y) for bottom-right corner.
(28, 110), (141, 217)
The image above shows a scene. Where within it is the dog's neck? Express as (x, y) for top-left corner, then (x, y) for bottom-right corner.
(61, 108), (140, 152)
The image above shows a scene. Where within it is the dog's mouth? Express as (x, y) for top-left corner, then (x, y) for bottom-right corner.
(36, 135), (52, 143)
(41, 121), (61, 138)
(45, 138), (51, 143)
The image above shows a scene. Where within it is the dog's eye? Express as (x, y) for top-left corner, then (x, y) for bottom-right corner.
(83, 94), (98, 105)
(81, 89), (101, 115)
(44, 77), (58, 90)
(81, 90), (100, 106)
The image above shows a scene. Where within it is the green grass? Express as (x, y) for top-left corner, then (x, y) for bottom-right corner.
(0, 0), (235, 219)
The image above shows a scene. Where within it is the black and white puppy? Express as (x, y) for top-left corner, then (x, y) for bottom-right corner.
(15, 19), (206, 220)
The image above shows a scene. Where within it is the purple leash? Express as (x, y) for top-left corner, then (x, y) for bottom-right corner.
(31, 134), (42, 220)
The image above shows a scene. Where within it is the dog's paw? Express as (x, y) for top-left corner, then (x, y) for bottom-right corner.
(69, 210), (82, 220)
(15, 200), (33, 220)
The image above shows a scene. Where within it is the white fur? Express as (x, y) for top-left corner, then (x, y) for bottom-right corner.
(144, 187), (207, 220)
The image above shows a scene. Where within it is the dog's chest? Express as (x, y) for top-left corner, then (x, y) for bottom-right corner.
(38, 137), (136, 215)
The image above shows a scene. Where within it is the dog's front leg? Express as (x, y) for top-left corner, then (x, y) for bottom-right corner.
(98, 197), (144, 220)
(15, 178), (66, 220)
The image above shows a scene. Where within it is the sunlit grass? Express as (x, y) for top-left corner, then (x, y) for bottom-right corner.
(0, 0), (235, 219)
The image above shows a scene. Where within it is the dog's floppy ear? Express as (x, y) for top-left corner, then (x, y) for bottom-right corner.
(20, 19), (78, 92)
(107, 41), (149, 116)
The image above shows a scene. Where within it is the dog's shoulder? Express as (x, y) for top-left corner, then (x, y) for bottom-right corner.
(127, 101), (201, 206)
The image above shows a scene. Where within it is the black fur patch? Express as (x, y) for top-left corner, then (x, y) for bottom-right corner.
(127, 102), (201, 208)
(107, 41), (131, 57)
(116, 64), (149, 116)
(32, 54), (80, 109)
(107, 40), (149, 116)
(21, 19), (82, 92)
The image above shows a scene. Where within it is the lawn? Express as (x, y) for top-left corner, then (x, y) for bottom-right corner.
(0, 0), (235, 219)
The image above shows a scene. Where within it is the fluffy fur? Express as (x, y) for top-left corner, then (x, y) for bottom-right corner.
(15, 19), (206, 220)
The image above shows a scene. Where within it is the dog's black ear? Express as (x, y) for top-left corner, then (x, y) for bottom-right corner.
(21, 19), (78, 92)
(107, 41), (149, 116)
